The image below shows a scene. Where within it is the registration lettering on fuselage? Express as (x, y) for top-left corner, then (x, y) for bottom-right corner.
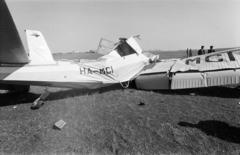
(79, 66), (114, 75)
(185, 50), (239, 65)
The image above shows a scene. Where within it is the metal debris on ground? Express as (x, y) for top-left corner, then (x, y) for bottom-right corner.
(54, 120), (66, 130)
(13, 106), (17, 109)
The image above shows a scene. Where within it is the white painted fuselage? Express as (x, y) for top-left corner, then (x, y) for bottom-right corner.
(0, 52), (149, 89)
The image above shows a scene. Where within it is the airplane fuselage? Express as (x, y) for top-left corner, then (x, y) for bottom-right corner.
(0, 53), (149, 89)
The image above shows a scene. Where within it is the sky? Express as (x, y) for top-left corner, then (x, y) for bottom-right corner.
(6, 0), (240, 53)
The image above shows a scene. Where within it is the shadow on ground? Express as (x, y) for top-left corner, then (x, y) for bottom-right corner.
(46, 84), (122, 101)
(47, 85), (240, 100)
(0, 84), (239, 107)
(0, 84), (122, 107)
(0, 92), (39, 107)
(178, 120), (240, 144)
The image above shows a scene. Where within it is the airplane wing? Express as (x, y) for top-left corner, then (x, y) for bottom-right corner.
(136, 48), (240, 90)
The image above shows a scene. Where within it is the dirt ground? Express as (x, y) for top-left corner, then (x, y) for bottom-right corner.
(0, 51), (240, 154)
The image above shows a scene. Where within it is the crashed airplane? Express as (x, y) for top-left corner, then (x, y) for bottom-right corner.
(1, 0), (239, 105)
(0, 0), (151, 108)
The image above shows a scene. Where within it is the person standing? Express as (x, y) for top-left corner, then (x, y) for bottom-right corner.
(198, 46), (205, 55)
(208, 46), (215, 53)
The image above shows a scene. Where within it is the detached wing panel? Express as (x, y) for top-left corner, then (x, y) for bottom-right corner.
(206, 70), (240, 87)
(137, 48), (240, 90)
(171, 73), (207, 89)
(170, 48), (240, 89)
(171, 48), (240, 73)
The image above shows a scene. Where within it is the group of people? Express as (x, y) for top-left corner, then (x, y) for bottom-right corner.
(186, 46), (216, 57)
(198, 46), (215, 55)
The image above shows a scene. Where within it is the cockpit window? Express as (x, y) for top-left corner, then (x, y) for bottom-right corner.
(115, 39), (137, 57)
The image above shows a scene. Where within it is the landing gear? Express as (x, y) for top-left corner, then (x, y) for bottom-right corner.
(31, 98), (45, 110)
(31, 88), (50, 110)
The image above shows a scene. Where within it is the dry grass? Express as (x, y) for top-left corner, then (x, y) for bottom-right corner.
(0, 51), (239, 154)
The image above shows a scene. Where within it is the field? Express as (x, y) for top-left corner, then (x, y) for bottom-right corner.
(0, 50), (240, 154)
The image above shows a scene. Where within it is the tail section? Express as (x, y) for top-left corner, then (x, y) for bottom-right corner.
(26, 30), (56, 65)
(0, 0), (29, 64)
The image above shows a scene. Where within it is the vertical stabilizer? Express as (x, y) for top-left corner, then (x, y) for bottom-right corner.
(26, 30), (56, 65)
(0, 0), (29, 64)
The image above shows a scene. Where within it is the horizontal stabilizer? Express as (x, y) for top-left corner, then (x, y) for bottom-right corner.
(26, 30), (56, 65)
